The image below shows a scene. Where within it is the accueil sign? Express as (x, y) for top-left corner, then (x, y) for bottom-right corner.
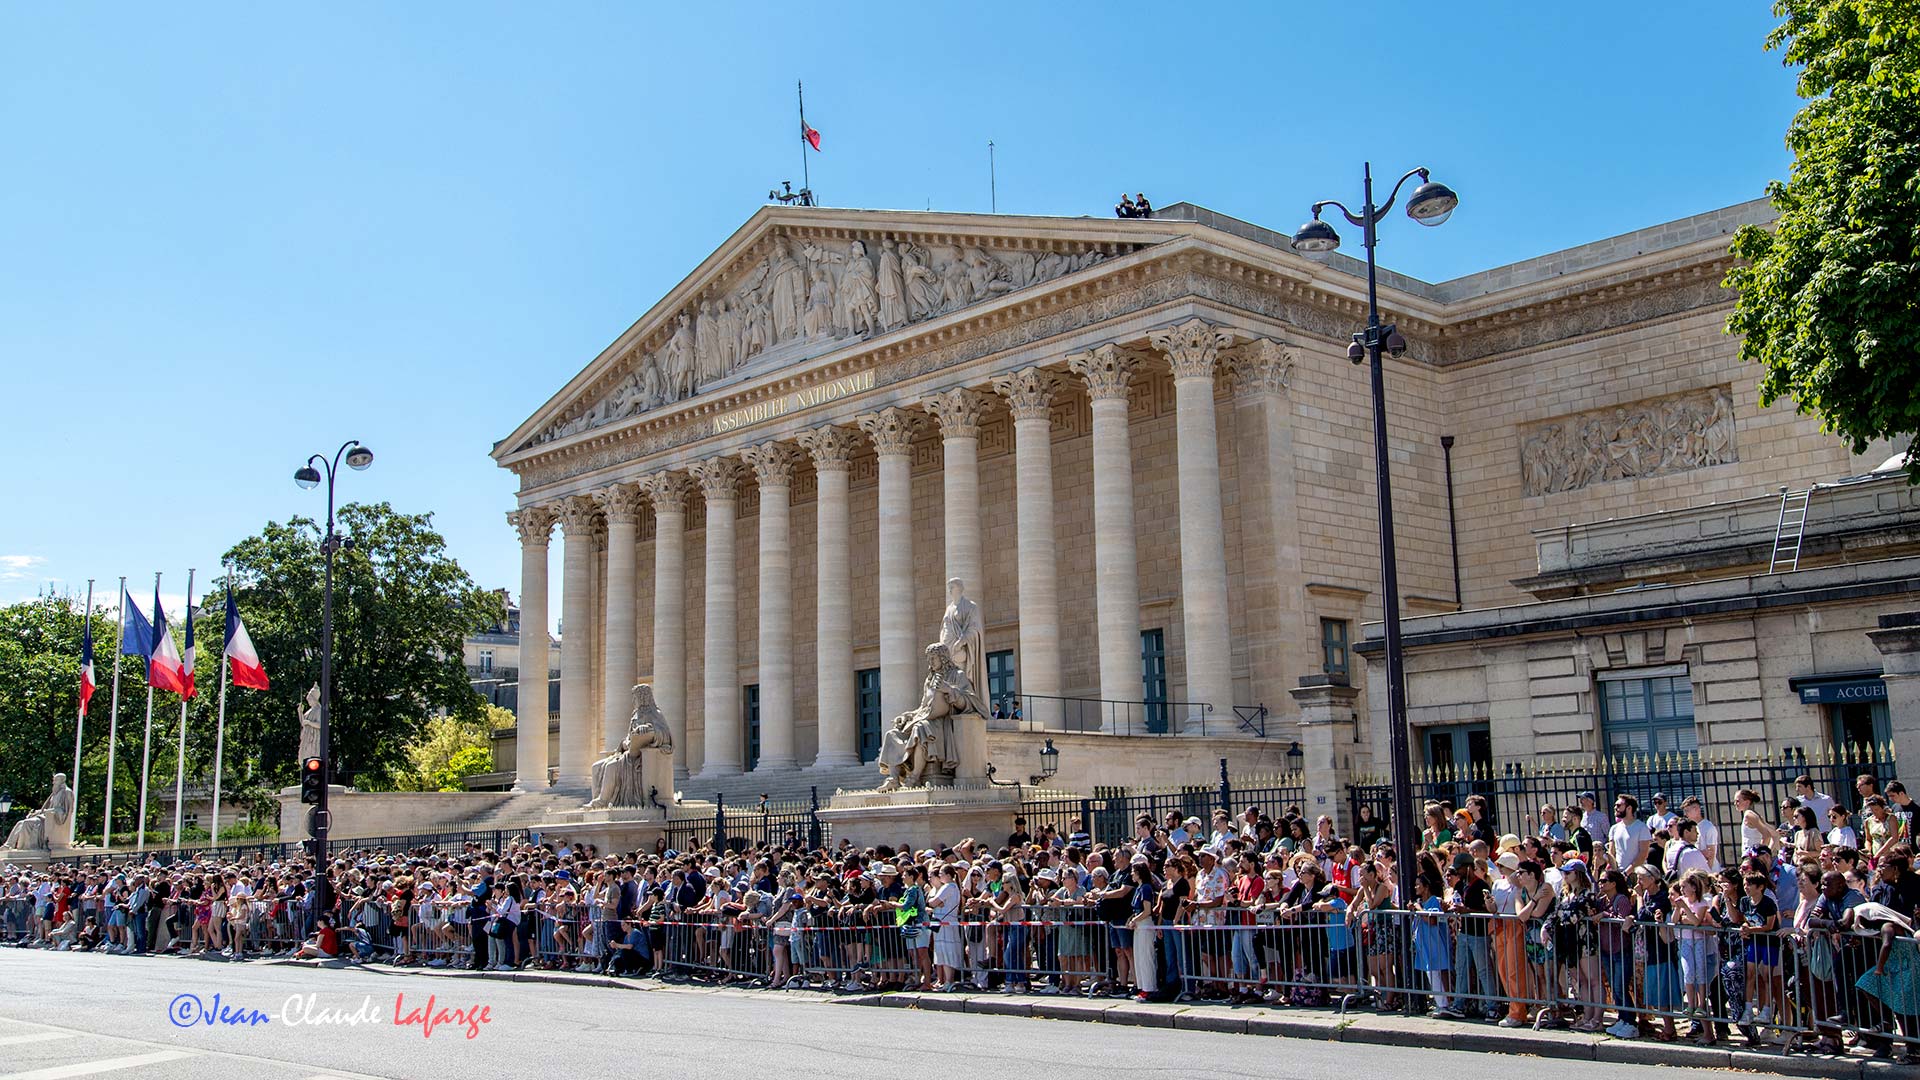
(710, 369), (877, 434)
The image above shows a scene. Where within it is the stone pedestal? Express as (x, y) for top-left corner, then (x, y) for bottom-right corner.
(1870, 611), (1920, 774)
(818, 783), (1023, 852)
(1291, 674), (1362, 836)
(0, 846), (89, 866)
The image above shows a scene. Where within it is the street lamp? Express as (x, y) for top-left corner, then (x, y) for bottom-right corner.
(293, 439), (373, 920)
(1292, 163), (1457, 926)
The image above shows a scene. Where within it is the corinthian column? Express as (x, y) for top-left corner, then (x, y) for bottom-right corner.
(1067, 344), (1146, 728)
(1224, 339), (1303, 717)
(594, 483), (645, 756)
(555, 496), (601, 790)
(692, 456), (745, 779)
(796, 425), (860, 769)
(1150, 318), (1239, 731)
(923, 386), (989, 609)
(508, 505), (555, 790)
(644, 472), (692, 779)
(856, 407), (923, 724)
(743, 442), (800, 771)
(991, 367), (1063, 729)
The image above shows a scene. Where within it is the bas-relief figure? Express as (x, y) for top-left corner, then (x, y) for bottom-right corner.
(1519, 386), (1739, 496)
(296, 685), (323, 764)
(525, 232), (1115, 447)
(3, 773), (74, 852)
(586, 683), (674, 810)
(876, 644), (987, 792)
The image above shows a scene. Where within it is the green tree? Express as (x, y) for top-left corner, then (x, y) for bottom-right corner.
(215, 501), (503, 789)
(388, 712), (495, 791)
(1726, 1), (1920, 480)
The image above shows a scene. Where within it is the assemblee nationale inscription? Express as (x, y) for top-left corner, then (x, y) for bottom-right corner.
(711, 369), (877, 434)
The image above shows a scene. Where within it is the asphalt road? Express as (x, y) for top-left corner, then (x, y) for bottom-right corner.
(0, 950), (1745, 1080)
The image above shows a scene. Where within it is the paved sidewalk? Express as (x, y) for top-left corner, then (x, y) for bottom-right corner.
(838, 989), (1919, 1079)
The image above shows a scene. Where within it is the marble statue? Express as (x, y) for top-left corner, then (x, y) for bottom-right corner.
(694, 300), (725, 383)
(3, 773), (74, 851)
(586, 683), (674, 809)
(662, 312), (696, 401)
(296, 685), (323, 763)
(767, 238), (807, 341)
(876, 643), (987, 791)
(801, 242), (839, 338)
(938, 577), (987, 706)
(838, 240), (881, 337)
(875, 239), (908, 331)
(900, 242), (941, 321)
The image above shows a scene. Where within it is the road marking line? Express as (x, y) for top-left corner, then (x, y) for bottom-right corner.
(0, 1050), (195, 1080)
(0, 1033), (78, 1047)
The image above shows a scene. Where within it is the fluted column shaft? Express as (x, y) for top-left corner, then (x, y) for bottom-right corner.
(596, 486), (644, 755)
(745, 444), (799, 770)
(509, 507), (555, 789)
(858, 408), (922, 724)
(799, 427), (859, 768)
(555, 497), (599, 789)
(1069, 346), (1144, 727)
(993, 368), (1063, 729)
(694, 457), (745, 777)
(1153, 319), (1238, 730)
(646, 473), (691, 779)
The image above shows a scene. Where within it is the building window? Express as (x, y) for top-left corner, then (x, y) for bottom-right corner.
(1141, 628), (1168, 734)
(1321, 618), (1350, 683)
(744, 684), (760, 771)
(987, 649), (1017, 715)
(479, 649), (494, 674)
(1599, 671), (1698, 755)
(856, 668), (882, 763)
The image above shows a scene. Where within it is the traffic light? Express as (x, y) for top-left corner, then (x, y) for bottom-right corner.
(300, 756), (326, 805)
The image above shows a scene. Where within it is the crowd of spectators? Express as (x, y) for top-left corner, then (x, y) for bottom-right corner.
(6, 771), (1919, 1060)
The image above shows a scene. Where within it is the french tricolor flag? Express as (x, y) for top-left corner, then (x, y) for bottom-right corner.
(148, 586), (191, 696)
(78, 613), (96, 718)
(224, 590), (270, 691)
(180, 586), (197, 700)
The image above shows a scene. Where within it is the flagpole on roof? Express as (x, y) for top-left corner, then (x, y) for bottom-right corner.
(209, 561), (232, 846)
(797, 80), (811, 203)
(101, 575), (125, 848)
(136, 571), (160, 852)
(69, 579), (92, 848)
(171, 567), (195, 851)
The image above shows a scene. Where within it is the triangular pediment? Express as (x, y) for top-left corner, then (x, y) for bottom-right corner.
(496, 207), (1175, 459)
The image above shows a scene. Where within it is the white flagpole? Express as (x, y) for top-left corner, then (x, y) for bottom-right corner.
(210, 563), (232, 846)
(69, 579), (93, 848)
(102, 576), (126, 848)
(137, 571), (159, 853)
(171, 567), (195, 851)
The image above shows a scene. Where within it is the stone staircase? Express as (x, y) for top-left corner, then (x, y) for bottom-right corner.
(457, 790), (597, 832)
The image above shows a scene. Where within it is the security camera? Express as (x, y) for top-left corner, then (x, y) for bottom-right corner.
(1347, 335), (1366, 364)
(1385, 329), (1408, 357)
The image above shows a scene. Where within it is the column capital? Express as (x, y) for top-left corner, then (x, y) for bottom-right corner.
(642, 471), (692, 515)
(795, 424), (860, 472)
(923, 386), (990, 440)
(1149, 317), (1240, 380)
(508, 505), (557, 546)
(1222, 338), (1296, 401)
(742, 441), (800, 490)
(690, 455), (745, 503)
(592, 482), (647, 525)
(856, 407), (923, 457)
(991, 367), (1060, 422)
(1066, 343), (1151, 401)
(556, 495), (600, 536)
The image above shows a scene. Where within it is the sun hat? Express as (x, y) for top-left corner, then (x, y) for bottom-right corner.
(1497, 834), (1522, 853)
(1495, 852), (1520, 871)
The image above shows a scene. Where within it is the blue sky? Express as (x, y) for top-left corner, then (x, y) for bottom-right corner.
(0, 3), (1802, 622)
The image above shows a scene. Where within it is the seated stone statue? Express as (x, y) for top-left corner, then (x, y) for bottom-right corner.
(587, 684), (673, 809)
(877, 643), (987, 791)
(3, 773), (74, 851)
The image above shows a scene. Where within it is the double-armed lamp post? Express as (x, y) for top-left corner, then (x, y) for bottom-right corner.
(293, 439), (373, 918)
(1290, 164), (1458, 907)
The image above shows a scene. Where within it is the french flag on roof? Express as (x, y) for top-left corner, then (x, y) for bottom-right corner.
(224, 590), (269, 691)
(148, 586), (190, 696)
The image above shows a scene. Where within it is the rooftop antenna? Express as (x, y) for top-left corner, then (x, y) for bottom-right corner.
(988, 140), (997, 213)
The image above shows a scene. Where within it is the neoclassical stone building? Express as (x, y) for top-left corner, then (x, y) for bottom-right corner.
(493, 198), (1914, 804)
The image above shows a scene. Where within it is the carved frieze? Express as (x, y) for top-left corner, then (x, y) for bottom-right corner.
(1518, 385), (1738, 497)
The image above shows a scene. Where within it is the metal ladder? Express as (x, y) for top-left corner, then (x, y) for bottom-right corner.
(1769, 485), (1814, 573)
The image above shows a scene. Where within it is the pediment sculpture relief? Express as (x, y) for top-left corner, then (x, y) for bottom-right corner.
(524, 234), (1118, 447)
(1519, 385), (1737, 496)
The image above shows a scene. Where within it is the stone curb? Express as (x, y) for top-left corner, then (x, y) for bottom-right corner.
(841, 990), (1920, 1078)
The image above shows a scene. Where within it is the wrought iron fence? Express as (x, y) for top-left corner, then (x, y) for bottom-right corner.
(1347, 743), (1893, 866)
(1019, 762), (1307, 848)
(662, 791), (828, 854)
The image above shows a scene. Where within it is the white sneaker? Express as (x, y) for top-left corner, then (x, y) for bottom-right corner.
(1757, 1005), (1774, 1024)
(1606, 1021), (1638, 1039)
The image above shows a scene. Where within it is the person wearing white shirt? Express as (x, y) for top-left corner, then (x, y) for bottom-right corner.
(1578, 792), (1609, 845)
(1645, 793), (1677, 837)
(1665, 818), (1711, 878)
(1682, 798), (1721, 870)
(1794, 777), (1835, 826)
(1608, 794), (1654, 870)
(1825, 804), (1859, 849)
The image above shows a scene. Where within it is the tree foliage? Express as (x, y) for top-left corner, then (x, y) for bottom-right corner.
(1726, 0), (1920, 480)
